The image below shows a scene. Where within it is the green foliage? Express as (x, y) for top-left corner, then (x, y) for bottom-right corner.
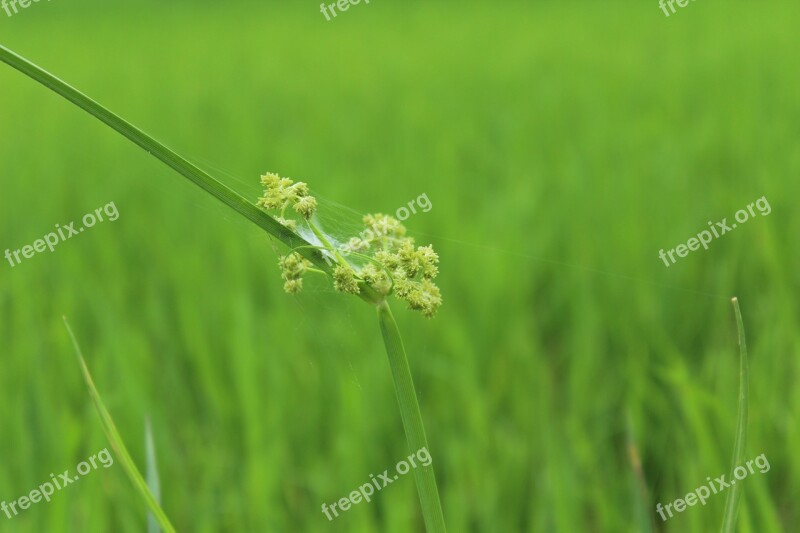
(64, 319), (175, 533)
(721, 298), (749, 533)
(0, 2), (797, 531)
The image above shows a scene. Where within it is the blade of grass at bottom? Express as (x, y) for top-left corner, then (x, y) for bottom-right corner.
(377, 300), (446, 533)
(721, 297), (749, 533)
(145, 417), (163, 533)
(63, 317), (176, 533)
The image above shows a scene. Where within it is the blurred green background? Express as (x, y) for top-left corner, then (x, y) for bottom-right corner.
(1, 1), (798, 531)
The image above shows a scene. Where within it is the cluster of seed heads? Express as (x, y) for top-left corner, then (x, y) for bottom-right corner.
(257, 172), (443, 318)
(256, 172), (318, 229)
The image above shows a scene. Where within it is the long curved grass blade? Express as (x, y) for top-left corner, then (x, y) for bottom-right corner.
(0, 44), (329, 272)
(63, 317), (176, 533)
(721, 297), (749, 533)
(377, 300), (446, 533)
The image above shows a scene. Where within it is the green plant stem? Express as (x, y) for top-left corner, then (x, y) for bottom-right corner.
(0, 44), (327, 271)
(721, 297), (749, 533)
(307, 219), (349, 266)
(377, 300), (446, 533)
(0, 43), (386, 305)
(145, 418), (162, 533)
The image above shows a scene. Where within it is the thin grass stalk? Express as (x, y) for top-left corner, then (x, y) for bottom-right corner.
(377, 300), (446, 532)
(0, 45), (329, 272)
(720, 297), (749, 533)
(0, 44), (388, 304)
(64, 318), (176, 533)
(145, 418), (162, 533)
(624, 412), (654, 533)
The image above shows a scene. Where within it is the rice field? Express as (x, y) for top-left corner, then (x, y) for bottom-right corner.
(1, 1), (798, 531)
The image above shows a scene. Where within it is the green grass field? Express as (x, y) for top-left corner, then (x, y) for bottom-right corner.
(1, 1), (798, 531)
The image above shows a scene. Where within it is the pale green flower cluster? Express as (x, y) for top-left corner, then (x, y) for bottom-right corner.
(278, 252), (310, 294)
(256, 172), (317, 228)
(258, 172), (442, 318)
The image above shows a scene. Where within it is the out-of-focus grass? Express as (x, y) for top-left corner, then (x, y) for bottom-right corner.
(64, 317), (175, 533)
(0, 2), (798, 531)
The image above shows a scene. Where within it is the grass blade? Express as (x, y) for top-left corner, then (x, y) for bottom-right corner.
(377, 300), (446, 533)
(0, 44), (329, 273)
(145, 417), (162, 533)
(63, 317), (176, 533)
(720, 297), (749, 533)
(0, 44), (390, 306)
(625, 412), (654, 533)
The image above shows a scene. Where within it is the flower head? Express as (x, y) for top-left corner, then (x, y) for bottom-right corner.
(333, 265), (360, 295)
(257, 172), (317, 220)
(258, 173), (441, 317)
(362, 214), (406, 244)
(293, 196), (318, 220)
(278, 253), (311, 294)
(353, 215), (442, 317)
